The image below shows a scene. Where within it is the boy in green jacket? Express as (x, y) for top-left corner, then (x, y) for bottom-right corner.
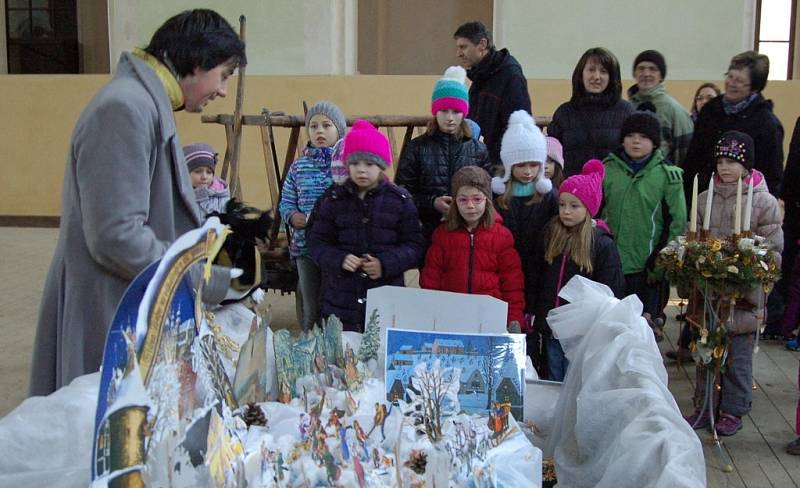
(602, 111), (687, 341)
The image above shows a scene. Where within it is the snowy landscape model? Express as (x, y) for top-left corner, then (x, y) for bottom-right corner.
(90, 220), (541, 487)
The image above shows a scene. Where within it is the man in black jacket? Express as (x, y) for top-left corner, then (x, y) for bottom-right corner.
(454, 21), (531, 168)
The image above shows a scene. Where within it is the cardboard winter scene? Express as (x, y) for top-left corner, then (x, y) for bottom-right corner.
(0, 217), (709, 487)
(80, 219), (542, 487)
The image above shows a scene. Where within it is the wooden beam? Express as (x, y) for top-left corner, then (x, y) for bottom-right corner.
(202, 113), (552, 129)
(227, 15), (248, 200)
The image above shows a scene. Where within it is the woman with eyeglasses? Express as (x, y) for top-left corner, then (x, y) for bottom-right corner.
(683, 51), (784, 200)
(690, 82), (721, 122)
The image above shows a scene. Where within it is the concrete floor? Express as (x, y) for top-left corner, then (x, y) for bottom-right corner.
(1, 226), (799, 486)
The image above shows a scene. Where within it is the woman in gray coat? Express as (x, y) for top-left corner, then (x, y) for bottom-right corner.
(29, 10), (246, 396)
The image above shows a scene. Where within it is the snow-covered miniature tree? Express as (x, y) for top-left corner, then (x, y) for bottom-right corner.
(480, 336), (501, 409)
(358, 308), (381, 364)
(407, 360), (461, 443)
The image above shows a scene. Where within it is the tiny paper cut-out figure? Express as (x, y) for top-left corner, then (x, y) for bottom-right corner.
(260, 443), (272, 482)
(314, 349), (327, 374)
(274, 451), (287, 482)
(278, 377), (292, 404)
(344, 345), (360, 387)
(372, 447), (381, 469)
(353, 456), (366, 488)
(345, 390), (359, 415)
(339, 424), (351, 462)
(321, 443), (341, 483)
(299, 413), (309, 441)
(353, 420), (370, 461)
(368, 402), (390, 441)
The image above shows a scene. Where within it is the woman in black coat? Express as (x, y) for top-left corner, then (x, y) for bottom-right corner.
(547, 47), (635, 177)
(683, 51), (784, 199)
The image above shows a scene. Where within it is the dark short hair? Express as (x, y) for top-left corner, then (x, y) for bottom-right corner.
(453, 21), (493, 49)
(728, 50), (769, 92)
(144, 9), (246, 78)
(570, 47), (622, 101)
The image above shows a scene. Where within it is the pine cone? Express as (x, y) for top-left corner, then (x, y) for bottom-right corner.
(244, 402), (268, 427)
(404, 449), (427, 475)
(542, 458), (558, 485)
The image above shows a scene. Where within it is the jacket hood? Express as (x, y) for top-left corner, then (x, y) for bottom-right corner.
(467, 48), (521, 82)
(627, 83), (667, 103)
(713, 169), (767, 198)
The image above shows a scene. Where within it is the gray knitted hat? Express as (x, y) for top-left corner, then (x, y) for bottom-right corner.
(305, 101), (347, 140)
(183, 143), (217, 172)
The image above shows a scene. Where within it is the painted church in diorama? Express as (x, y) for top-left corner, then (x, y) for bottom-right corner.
(386, 337), (524, 418)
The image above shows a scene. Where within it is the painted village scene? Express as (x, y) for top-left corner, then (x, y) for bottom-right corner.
(384, 329), (526, 421)
(88, 220), (541, 488)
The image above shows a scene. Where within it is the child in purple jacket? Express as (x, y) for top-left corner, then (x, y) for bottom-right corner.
(307, 120), (424, 332)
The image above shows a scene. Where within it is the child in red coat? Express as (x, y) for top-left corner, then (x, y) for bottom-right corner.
(421, 166), (525, 329)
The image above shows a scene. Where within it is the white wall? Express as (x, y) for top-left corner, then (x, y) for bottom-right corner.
(107, 0), (357, 74)
(494, 0), (757, 80)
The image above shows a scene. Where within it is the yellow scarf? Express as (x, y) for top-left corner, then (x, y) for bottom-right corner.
(132, 47), (184, 111)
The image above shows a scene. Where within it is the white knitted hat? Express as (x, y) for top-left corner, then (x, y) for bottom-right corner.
(493, 110), (551, 194)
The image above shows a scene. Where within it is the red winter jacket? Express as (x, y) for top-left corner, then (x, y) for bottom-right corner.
(420, 218), (525, 325)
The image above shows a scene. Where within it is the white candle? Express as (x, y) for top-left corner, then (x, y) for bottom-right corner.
(743, 176), (754, 232)
(734, 176), (742, 235)
(689, 175), (698, 233)
(703, 174), (714, 231)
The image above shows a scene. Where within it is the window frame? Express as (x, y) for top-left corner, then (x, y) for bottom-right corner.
(754, 0), (798, 79)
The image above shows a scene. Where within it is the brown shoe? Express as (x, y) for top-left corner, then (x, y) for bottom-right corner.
(665, 347), (692, 361)
(787, 437), (800, 456)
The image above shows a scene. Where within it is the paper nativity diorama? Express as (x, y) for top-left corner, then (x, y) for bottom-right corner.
(89, 219), (541, 488)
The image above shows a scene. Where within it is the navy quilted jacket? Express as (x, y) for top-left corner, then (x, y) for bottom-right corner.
(307, 179), (424, 331)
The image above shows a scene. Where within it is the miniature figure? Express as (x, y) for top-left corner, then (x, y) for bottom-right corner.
(353, 420), (370, 461)
(368, 402), (390, 441)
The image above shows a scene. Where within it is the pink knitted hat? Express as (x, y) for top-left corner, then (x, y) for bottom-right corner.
(546, 137), (564, 168)
(341, 119), (393, 169)
(558, 159), (605, 217)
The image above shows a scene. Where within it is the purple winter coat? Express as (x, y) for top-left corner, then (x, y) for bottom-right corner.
(307, 179), (424, 331)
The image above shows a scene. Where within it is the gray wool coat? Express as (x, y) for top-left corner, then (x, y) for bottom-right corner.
(29, 53), (229, 396)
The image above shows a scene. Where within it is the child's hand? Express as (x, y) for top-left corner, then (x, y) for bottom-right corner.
(433, 196), (453, 215)
(362, 254), (383, 280)
(290, 212), (307, 229)
(342, 254), (364, 272)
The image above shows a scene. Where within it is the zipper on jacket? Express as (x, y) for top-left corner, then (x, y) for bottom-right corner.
(467, 230), (475, 294)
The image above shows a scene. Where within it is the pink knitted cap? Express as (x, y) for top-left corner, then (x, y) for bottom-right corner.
(558, 159), (605, 217)
(341, 119), (392, 169)
(546, 137), (564, 168)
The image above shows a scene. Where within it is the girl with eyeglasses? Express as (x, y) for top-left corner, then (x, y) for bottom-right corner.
(420, 166), (525, 331)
